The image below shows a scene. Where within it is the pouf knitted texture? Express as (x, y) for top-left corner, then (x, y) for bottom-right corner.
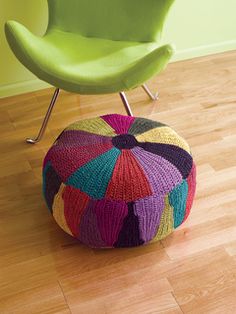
(43, 114), (196, 248)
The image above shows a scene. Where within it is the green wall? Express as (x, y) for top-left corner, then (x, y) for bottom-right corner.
(0, 0), (236, 98)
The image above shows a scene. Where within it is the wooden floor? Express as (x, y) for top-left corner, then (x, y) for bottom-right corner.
(0, 51), (236, 314)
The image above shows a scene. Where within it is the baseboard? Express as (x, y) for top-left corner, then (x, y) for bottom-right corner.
(1, 40), (236, 99)
(0, 79), (50, 99)
(172, 39), (236, 62)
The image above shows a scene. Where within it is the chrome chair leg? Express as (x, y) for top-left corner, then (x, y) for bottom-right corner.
(26, 85), (155, 143)
(142, 84), (158, 100)
(119, 92), (133, 117)
(26, 88), (60, 144)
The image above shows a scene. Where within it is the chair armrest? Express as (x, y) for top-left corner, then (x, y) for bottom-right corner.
(123, 44), (175, 90)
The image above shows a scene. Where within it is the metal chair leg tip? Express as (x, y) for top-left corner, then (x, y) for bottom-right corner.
(26, 138), (38, 144)
(154, 93), (159, 100)
(142, 84), (159, 101)
(25, 88), (60, 144)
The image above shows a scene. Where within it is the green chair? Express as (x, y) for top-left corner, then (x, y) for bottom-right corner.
(5, 0), (175, 143)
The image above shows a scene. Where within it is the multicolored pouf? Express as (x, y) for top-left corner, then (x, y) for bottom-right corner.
(43, 114), (196, 248)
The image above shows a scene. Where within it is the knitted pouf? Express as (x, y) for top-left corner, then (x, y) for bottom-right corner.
(43, 114), (196, 248)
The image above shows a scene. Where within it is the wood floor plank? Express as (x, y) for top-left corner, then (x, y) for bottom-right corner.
(0, 50), (236, 313)
(168, 248), (236, 313)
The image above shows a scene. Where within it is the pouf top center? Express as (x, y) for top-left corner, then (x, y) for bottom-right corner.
(112, 134), (138, 149)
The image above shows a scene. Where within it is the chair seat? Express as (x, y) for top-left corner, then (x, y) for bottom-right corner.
(6, 21), (174, 94)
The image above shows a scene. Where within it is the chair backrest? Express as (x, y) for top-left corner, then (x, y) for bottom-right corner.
(47, 0), (175, 42)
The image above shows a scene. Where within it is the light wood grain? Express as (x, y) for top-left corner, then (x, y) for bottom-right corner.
(0, 51), (236, 314)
